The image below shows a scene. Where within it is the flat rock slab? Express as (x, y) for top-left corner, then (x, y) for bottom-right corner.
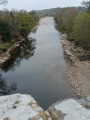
(48, 98), (90, 120)
(0, 94), (46, 120)
(1, 94), (90, 120)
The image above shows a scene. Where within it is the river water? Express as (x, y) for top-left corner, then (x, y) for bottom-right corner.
(0, 17), (74, 109)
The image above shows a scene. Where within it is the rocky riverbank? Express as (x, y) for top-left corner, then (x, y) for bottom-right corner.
(0, 94), (90, 120)
(0, 38), (24, 67)
(0, 24), (39, 67)
(61, 34), (90, 98)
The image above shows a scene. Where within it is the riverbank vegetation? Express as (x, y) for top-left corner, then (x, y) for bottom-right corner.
(54, 1), (90, 51)
(0, 7), (39, 54)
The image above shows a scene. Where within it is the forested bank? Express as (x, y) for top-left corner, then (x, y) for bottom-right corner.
(0, 7), (39, 54)
(54, 1), (90, 51)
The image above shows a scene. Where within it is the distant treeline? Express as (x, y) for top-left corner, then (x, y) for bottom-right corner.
(54, 1), (90, 50)
(37, 7), (85, 17)
(0, 9), (39, 42)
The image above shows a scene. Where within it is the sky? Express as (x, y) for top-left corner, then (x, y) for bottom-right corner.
(0, 0), (86, 11)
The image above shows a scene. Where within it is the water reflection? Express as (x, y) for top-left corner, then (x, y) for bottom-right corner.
(1, 38), (36, 72)
(0, 73), (17, 95)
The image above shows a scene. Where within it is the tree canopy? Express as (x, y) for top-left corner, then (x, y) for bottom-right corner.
(72, 13), (90, 50)
(0, 20), (11, 41)
(16, 11), (35, 36)
(54, 1), (90, 50)
(82, 0), (90, 13)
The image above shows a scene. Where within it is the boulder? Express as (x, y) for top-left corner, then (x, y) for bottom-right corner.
(0, 94), (47, 120)
(1, 94), (90, 120)
(61, 34), (67, 40)
(48, 98), (90, 120)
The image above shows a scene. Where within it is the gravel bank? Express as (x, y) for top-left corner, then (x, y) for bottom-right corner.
(61, 34), (90, 98)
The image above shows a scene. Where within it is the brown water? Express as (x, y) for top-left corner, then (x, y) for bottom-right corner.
(0, 17), (75, 109)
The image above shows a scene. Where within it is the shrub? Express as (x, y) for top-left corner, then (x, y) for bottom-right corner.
(72, 13), (90, 50)
(0, 21), (11, 41)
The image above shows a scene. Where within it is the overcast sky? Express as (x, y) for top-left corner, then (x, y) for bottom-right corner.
(0, 0), (86, 11)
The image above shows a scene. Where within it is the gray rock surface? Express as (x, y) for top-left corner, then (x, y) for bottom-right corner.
(0, 40), (23, 67)
(48, 98), (90, 120)
(0, 94), (90, 120)
(0, 94), (47, 120)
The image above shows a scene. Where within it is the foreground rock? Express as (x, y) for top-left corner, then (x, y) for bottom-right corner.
(0, 94), (47, 120)
(1, 94), (90, 120)
(48, 97), (90, 120)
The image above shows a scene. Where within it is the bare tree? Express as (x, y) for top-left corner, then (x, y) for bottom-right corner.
(0, 0), (8, 5)
(82, 0), (90, 13)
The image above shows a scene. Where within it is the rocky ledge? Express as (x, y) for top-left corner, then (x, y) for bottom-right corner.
(0, 94), (90, 120)
(0, 38), (24, 67)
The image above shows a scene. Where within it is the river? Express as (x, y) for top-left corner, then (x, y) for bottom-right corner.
(0, 17), (74, 109)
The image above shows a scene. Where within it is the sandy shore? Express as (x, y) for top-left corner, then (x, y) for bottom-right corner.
(61, 34), (90, 98)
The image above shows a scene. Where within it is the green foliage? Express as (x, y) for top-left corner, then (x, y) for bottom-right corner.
(0, 9), (38, 41)
(54, 12), (63, 26)
(16, 12), (35, 36)
(0, 20), (11, 41)
(37, 7), (62, 17)
(0, 9), (38, 54)
(54, 12), (65, 33)
(0, 39), (17, 54)
(0, 9), (20, 39)
(29, 11), (39, 23)
(54, 4), (90, 50)
(54, 8), (78, 34)
(82, 1), (90, 13)
(62, 8), (78, 33)
(72, 13), (90, 50)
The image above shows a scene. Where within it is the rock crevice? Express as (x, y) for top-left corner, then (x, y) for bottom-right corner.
(0, 94), (90, 120)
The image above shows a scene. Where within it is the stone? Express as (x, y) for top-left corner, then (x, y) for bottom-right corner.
(86, 96), (90, 102)
(0, 94), (90, 120)
(0, 39), (24, 66)
(45, 111), (51, 117)
(0, 94), (47, 120)
(47, 117), (52, 120)
(48, 98), (90, 120)
(61, 34), (67, 40)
